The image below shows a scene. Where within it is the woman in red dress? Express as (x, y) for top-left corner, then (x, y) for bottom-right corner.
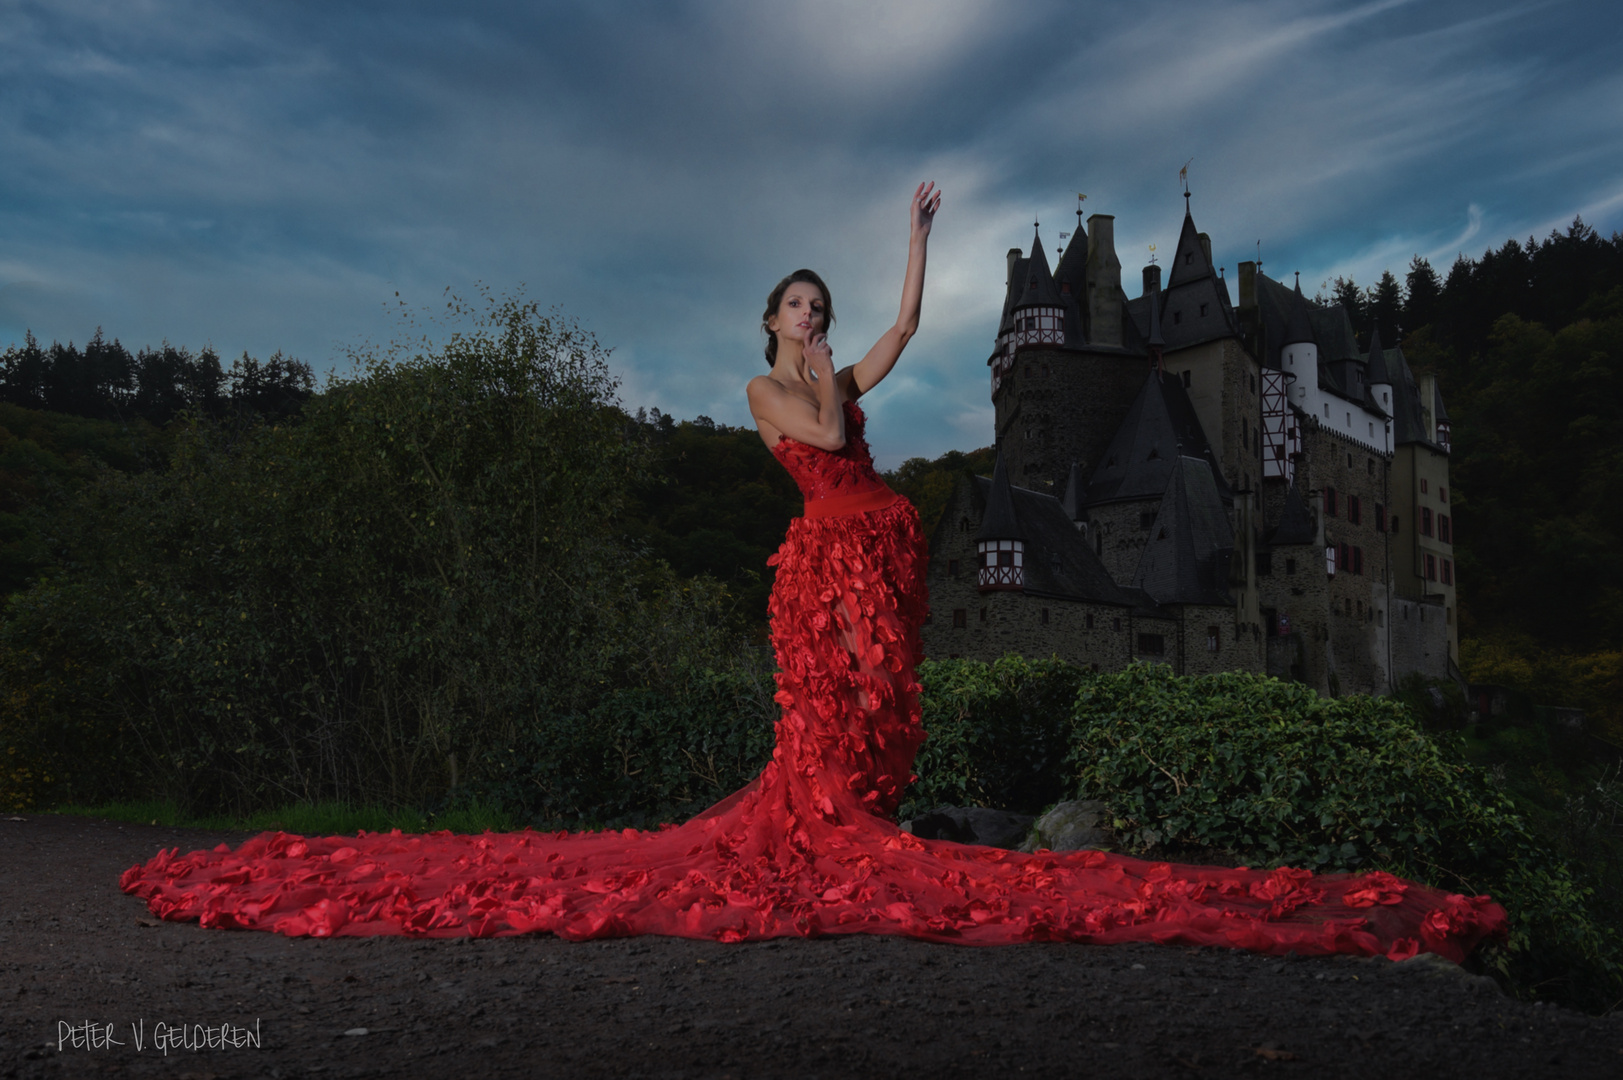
(123, 184), (1505, 963)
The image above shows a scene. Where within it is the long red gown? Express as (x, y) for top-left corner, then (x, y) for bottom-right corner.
(122, 399), (1507, 961)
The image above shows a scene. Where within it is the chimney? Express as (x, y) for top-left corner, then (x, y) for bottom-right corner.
(1198, 232), (1213, 269)
(1006, 248), (1022, 287)
(1419, 374), (1438, 442)
(1238, 261), (1257, 312)
(1142, 263), (1162, 298)
(1086, 214), (1122, 347)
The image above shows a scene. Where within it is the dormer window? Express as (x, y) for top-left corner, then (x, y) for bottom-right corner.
(977, 539), (1024, 591)
(1199, 303), (1208, 317)
(1173, 311), (1182, 324)
(1184, 253), (1192, 265)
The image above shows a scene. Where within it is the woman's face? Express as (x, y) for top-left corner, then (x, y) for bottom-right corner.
(769, 282), (827, 346)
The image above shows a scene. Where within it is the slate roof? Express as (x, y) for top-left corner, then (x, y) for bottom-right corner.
(1265, 482), (1317, 546)
(975, 452), (1023, 541)
(1385, 343), (1435, 447)
(997, 253), (1029, 336)
(1433, 380), (1450, 423)
(1060, 461), (1087, 521)
(1282, 277), (1316, 346)
(969, 475), (1137, 606)
(1132, 456), (1235, 606)
(1086, 369), (1232, 506)
(1365, 325), (1393, 386)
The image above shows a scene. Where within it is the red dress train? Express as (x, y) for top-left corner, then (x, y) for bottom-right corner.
(122, 400), (1507, 961)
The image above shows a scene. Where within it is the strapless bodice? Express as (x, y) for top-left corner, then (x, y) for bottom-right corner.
(770, 399), (893, 508)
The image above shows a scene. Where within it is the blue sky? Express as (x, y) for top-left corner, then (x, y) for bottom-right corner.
(1, 0), (1619, 467)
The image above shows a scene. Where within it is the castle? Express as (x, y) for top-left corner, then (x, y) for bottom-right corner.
(921, 196), (1458, 696)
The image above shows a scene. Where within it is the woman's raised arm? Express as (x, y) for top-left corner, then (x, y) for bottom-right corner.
(843, 181), (942, 399)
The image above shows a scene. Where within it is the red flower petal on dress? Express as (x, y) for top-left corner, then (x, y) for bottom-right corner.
(1386, 937), (1420, 961)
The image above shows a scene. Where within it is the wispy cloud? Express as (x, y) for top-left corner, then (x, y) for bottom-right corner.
(0, 0), (1618, 467)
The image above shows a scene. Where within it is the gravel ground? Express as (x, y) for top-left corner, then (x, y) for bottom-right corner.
(3, 814), (1621, 1079)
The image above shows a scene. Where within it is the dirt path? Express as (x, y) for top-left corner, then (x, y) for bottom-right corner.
(3, 814), (1620, 1079)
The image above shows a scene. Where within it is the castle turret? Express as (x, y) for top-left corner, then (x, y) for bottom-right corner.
(1281, 275), (1319, 401)
(1010, 224), (1065, 351)
(976, 453), (1026, 591)
(1365, 325), (1394, 422)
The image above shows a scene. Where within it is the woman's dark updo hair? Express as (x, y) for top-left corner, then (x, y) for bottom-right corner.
(762, 269), (834, 367)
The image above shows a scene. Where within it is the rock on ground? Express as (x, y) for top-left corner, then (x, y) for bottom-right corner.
(3, 814), (1622, 1079)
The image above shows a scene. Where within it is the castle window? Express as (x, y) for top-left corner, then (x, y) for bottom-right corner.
(1425, 554), (1437, 581)
(1376, 503), (1386, 531)
(1199, 303), (1209, 317)
(1256, 552), (1273, 576)
(1206, 626), (1219, 652)
(1041, 608), (1050, 625)
(1157, 527), (1168, 540)
(1139, 511), (1156, 529)
(1442, 559), (1453, 586)
(1348, 495), (1361, 525)
(1391, 514), (1400, 534)
(1185, 252), (1192, 265)
(1326, 545), (1337, 576)
(1369, 422), (1374, 436)
(1286, 558), (1296, 575)
(1367, 458), (1374, 475)
(1086, 613), (1095, 629)
(1112, 617), (1122, 631)
(1440, 487), (1448, 503)
(980, 606), (988, 622)
(1324, 487), (1338, 517)
(1173, 311), (1182, 324)
(953, 609), (967, 628)
(947, 559), (960, 576)
(1421, 479), (1429, 494)
(1353, 546), (1364, 575)
(1137, 633), (1166, 655)
(1347, 453), (1352, 468)
(960, 517), (969, 532)
(1181, 370), (1191, 388)
(1421, 507), (1433, 537)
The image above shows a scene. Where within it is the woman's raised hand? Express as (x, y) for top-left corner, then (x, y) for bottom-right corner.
(911, 181), (942, 239)
(804, 331), (835, 387)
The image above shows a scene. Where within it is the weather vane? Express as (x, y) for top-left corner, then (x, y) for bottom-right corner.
(1180, 160), (1192, 200)
(1148, 243), (1158, 266)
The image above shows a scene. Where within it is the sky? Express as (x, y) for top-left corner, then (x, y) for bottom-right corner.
(1, 0), (1620, 468)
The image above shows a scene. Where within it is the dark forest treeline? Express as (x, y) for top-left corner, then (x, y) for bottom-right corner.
(0, 328), (316, 426)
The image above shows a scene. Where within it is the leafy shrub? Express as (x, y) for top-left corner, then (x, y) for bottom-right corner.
(469, 663), (777, 830)
(1066, 662), (1620, 1010)
(0, 292), (742, 815)
(902, 655), (1084, 819)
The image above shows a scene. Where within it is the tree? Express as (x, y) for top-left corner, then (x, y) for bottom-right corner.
(1404, 255), (1442, 334)
(1331, 277), (1366, 346)
(1369, 270), (1404, 346)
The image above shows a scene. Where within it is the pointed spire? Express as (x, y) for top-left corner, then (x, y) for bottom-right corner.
(976, 452), (1023, 541)
(1164, 205), (1215, 289)
(1015, 224), (1063, 310)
